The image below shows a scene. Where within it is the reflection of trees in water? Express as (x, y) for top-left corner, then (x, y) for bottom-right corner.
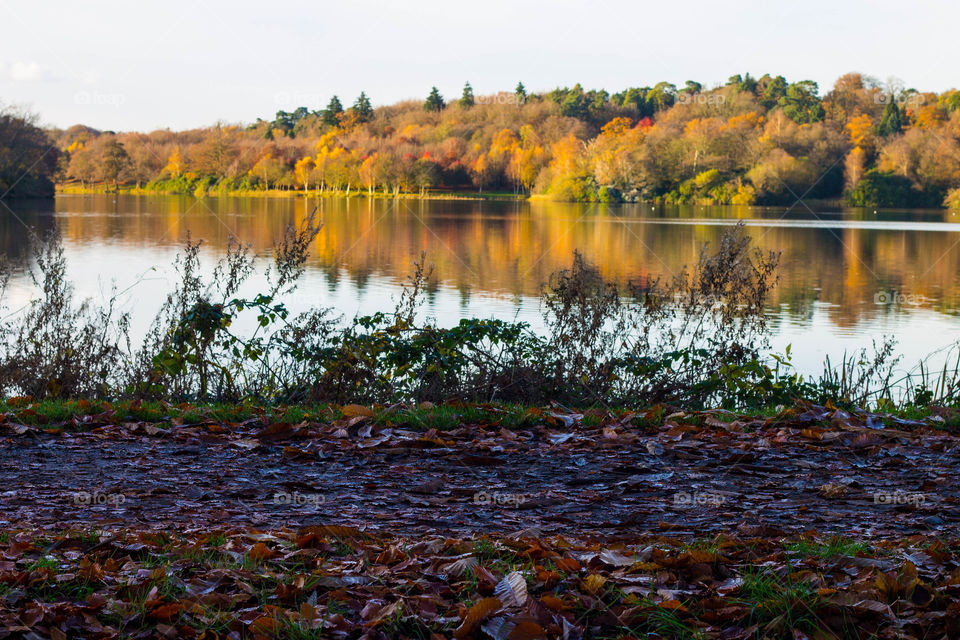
(322, 264), (341, 292)
(0, 201), (58, 265)
(457, 286), (471, 311)
(28, 194), (960, 329)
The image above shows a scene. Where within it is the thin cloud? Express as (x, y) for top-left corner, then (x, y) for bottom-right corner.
(3, 60), (52, 82)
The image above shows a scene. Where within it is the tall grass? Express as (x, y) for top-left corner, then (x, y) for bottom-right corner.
(0, 217), (957, 410)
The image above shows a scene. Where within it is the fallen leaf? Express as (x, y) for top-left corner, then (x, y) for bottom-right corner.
(454, 597), (502, 638)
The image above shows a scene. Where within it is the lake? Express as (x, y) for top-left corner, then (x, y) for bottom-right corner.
(3, 194), (960, 377)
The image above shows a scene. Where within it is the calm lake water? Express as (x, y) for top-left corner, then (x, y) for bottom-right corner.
(3, 194), (960, 376)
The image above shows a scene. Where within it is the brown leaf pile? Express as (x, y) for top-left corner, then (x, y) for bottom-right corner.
(1, 400), (959, 638)
(1, 527), (960, 639)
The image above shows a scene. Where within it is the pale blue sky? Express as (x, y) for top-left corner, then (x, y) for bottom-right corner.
(1, 0), (956, 131)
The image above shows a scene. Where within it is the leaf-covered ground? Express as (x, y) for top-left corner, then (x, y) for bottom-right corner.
(1, 401), (959, 638)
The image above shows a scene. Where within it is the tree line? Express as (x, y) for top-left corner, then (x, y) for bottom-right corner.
(31, 74), (960, 207)
(0, 106), (59, 198)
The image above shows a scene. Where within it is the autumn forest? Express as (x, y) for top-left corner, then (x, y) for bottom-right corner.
(25, 73), (960, 209)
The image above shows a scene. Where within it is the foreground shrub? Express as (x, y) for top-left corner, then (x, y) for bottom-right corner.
(0, 217), (951, 410)
(0, 232), (131, 397)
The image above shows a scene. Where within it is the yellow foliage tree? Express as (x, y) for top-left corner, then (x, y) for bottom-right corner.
(845, 114), (874, 149)
(359, 153), (379, 195)
(844, 146), (867, 193)
(294, 156), (315, 192)
(163, 148), (184, 178)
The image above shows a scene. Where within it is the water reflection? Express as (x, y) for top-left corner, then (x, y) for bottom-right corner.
(2, 194), (960, 374)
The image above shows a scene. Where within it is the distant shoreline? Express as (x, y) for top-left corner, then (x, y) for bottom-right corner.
(55, 184), (528, 202)
(54, 187), (896, 212)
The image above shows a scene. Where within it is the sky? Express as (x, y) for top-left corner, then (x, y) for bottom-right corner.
(1, 0), (957, 132)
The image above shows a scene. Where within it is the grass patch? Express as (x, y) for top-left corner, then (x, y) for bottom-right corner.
(624, 604), (704, 640)
(784, 536), (870, 559)
(1, 397), (957, 437)
(27, 557), (60, 571)
(370, 403), (532, 431)
(737, 567), (825, 637)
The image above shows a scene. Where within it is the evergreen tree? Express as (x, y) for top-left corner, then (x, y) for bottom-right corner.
(758, 75), (788, 109)
(323, 95), (344, 126)
(515, 82), (527, 104)
(877, 97), (903, 136)
(292, 106), (309, 123)
(459, 82), (475, 108)
(778, 80), (825, 123)
(351, 92), (374, 122)
(424, 86), (445, 112)
(558, 84), (588, 119)
(272, 110), (294, 136)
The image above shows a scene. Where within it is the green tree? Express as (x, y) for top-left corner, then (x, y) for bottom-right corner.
(292, 106), (310, 123)
(778, 81), (825, 123)
(271, 110), (295, 137)
(459, 82), (475, 108)
(758, 75), (788, 110)
(612, 87), (652, 117)
(876, 97), (902, 136)
(647, 82), (677, 111)
(424, 87), (445, 112)
(351, 92), (374, 122)
(323, 95), (344, 127)
(558, 84), (589, 119)
(847, 169), (920, 206)
(515, 82), (527, 104)
(938, 90), (960, 113)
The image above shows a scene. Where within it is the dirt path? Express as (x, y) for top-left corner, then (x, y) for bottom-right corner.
(3, 408), (957, 539)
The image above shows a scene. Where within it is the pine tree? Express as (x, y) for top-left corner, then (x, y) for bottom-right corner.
(515, 82), (527, 104)
(323, 95), (344, 126)
(351, 92), (374, 122)
(459, 82), (475, 108)
(424, 87), (445, 112)
(877, 97), (902, 136)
